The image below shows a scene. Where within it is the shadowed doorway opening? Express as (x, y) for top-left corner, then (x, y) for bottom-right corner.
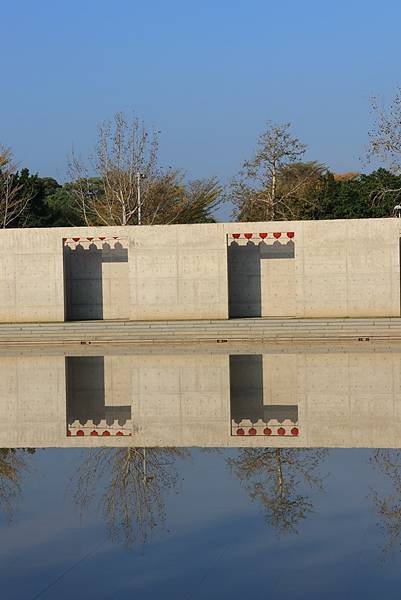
(227, 232), (295, 318)
(63, 236), (129, 321)
(65, 356), (132, 436)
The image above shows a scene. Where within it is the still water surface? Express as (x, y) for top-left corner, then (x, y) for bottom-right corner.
(2, 344), (401, 597)
(1, 446), (401, 598)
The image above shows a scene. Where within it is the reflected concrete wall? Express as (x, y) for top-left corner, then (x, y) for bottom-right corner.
(66, 356), (131, 427)
(0, 218), (400, 322)
(230, 354), (298, 423)
(0, 353), (230, 447)
(130, 354), (230, 445)
(2, 350), (401, 448)
(0, 355), (66, 447)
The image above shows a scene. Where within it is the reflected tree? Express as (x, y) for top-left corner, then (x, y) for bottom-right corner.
(370, 449), (401, 555)
(228, 448), (327, 534)
(73, 447), (188, 547)
(0, 448), (33, 520)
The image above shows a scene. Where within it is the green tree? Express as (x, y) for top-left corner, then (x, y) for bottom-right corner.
(3, 168), (86, 228)
(308, 169), (401, 220)
(11, 170), (60, 227)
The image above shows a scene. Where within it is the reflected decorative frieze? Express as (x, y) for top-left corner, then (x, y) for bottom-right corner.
(232, 419), (299, 437)
(1, 348), (401, 448)
(66, 356), (132, 436)
(230, 354), (299, 436)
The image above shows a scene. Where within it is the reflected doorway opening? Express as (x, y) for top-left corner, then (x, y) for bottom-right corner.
(65, 356), (132, 436)
(229, 354), (299, 437)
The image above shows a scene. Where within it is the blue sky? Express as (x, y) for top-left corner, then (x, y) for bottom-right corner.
(1, 0), (401, 185)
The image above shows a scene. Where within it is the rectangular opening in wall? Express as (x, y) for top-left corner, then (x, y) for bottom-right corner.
(229, 354), (299, 437)
(63, 237), (129, 321)
(230, 354), (264, 422)
(66, 356), (132, 437)
(227, 243), (261, 317)
(227, 232), (296, 318)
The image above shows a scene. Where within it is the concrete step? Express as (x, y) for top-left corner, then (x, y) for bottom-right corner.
(2, 317), (401, 345)
(2, 318), (401, 330)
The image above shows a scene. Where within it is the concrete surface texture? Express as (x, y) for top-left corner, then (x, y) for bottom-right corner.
(0, 217), (400, 323)
(4, 318), (401, 346)
(64, 237), (129, 320)
(1, 347), (401, 448)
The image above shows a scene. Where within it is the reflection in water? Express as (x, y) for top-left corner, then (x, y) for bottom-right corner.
(371, 449), (401, 556)
(73, 447), (188, 546)
(0, 449), (34, 520)
(4, 348), (401, 447)
(66, 356), (132, 436)
(4, 448), (401, 597)
(228, 448), (328, 534)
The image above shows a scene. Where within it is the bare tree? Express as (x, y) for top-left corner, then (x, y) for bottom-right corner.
(229, 122), (308, 221)
(228, 448), (327, 535)
(366, 89), (401, 209)
(72, 447), (188, 547)
(370, 449), (401, 557)
(69, 112), (222, 226)
(0, 448), (32, 520)
(69, 112), (159, 226)
(367, 89), (401, 173)
(0, 145), (32, 228)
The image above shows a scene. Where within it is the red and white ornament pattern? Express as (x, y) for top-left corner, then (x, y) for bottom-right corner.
(231, 418), (299, 437)
(68, 419), (132, 437)
(63, 236), (127, 250)
(228, 232), (295, 246)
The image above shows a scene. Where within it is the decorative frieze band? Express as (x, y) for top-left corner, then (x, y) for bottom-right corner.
(63, 236), (127, 250)
(231, 419), (299, 437)
(228, 232), (295, 246)
(68, 419), (132, 437)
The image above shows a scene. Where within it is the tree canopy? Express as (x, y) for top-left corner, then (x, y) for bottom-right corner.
(230, 166), (401, 222)
(4, 107), (401, 228)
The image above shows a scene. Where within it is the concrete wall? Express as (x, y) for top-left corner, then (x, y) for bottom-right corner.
(0, 217), (400, 322)
(0, 229), (64, 323)
(226, 219), (400, 318)
(64, 239), (129, 320)
(129, 224), (228, 320)
(0, 224), (228, 323)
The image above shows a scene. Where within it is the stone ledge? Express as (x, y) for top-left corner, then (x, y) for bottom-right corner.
(2, 317), (401, 345)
